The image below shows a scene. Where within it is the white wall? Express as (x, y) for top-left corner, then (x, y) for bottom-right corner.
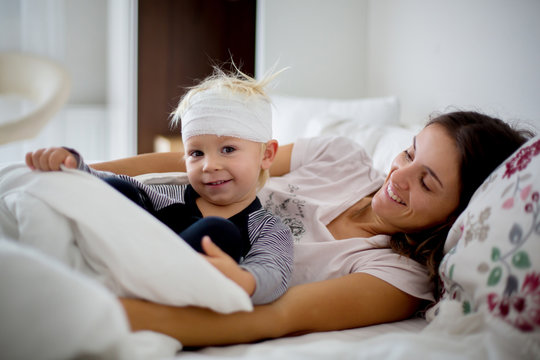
(0, 0), (109, 163)
(2, 0), (539, 164)
(257, 0), (368, 98)
(366, 0), (540, 128)
(64, 0), (108, 104)
(0, 0), (109, 108)
(107, 0), (137, 159)
(0, 0), (135, 163)
(258, 0), (540, 130)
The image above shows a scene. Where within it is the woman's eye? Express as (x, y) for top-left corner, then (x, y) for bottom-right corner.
(403, 150), (413, 161)
(222, 146), (235, 154)
(420, 177), (430, 191)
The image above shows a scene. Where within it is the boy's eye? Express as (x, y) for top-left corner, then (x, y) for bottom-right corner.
(221, 146), (236, 154)
(189, 150), (203, 157)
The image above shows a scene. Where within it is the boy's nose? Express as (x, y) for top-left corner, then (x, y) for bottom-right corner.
(203, 155), (222, 171)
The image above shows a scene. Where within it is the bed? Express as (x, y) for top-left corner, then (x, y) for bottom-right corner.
(1, 95), (539, 359)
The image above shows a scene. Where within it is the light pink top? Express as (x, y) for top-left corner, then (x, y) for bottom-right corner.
(259, 136), (434, 301)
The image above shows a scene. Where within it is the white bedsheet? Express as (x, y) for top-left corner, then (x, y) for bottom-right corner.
(175, 302), (539, 359)
(177, 318), (426, 359)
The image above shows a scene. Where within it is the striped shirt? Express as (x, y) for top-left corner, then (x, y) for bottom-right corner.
(77, 159), (293, 304)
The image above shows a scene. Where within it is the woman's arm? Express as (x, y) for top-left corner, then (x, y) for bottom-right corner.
(90, 152), (186, 176)
(269, 143), (293, 177)
(89, 143), (294, 177)
(120, 273), (422, 347)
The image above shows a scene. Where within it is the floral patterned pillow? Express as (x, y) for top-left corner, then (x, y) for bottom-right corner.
(439, 135), (540, 332)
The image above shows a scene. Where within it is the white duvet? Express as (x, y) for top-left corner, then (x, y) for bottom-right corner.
(0, 164), (252, 359)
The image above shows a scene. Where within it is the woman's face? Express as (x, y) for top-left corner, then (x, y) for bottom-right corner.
(372, 123), (461, 233)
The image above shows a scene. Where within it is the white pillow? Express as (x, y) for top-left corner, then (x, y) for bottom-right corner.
(371, 125), (419, 175)
(270, 95), (400, 145)
(437, 136), (540, 333)
(301, 112), (417, 175)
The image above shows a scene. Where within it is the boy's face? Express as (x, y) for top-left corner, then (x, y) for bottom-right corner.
(184, 135), (265, 207)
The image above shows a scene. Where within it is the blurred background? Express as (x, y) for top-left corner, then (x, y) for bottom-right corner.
(1, 0), (539, 163)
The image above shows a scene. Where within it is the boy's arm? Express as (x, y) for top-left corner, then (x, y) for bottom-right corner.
(25, 147), (78, 171)
(239, 224), (293, 305)
(200, 237), (256, 296)
(25, 146), (129, 182)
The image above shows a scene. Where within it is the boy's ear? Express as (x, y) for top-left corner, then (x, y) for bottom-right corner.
(261, 139), (278, 170)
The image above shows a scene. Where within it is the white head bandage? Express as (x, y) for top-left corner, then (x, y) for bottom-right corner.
(181, 88), (272, 143)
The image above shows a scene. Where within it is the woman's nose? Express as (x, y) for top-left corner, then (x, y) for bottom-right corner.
(390, 164), (411, 190)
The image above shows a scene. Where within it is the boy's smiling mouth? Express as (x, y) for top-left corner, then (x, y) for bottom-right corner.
(205, 179), (232, 186)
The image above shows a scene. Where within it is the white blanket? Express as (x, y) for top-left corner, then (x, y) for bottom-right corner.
(0, 164), (252, 359)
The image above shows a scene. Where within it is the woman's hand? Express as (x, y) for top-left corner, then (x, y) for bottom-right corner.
(25, 147), (77, 171)
(200, 236), (256, 296)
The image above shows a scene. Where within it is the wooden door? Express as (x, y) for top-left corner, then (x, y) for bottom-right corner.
(137, 0), (256, 154)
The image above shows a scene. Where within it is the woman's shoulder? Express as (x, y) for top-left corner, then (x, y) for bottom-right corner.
(297, 135), (364, 150)
(292, 135), (372, 169)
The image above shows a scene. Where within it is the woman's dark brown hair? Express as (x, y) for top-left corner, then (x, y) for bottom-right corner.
(390, 111), (534, 295)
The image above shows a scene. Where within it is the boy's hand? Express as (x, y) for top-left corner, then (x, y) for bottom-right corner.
(25, 147), (78, 171)
(200, 236), (256, 296)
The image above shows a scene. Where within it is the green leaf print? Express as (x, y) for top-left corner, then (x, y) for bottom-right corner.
(487, 266), (502, 286)
(462, 301), (471, 314)
(491, 247), (500, 261)
(512, 251), (531, 269)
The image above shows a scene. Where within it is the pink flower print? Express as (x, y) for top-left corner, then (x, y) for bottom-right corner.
(503, 139), (540, 179)
(524, 190), (539, 213)
(522, 272), (540, 294)
(487, 272), (540, 331)
(521, 184), (532, 201)
(502, 197), (514, 209)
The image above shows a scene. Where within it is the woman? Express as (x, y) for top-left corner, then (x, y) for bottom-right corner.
(90, 111), (531, 346)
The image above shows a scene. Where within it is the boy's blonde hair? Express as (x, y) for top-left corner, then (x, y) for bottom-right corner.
(170, 66), (281, 127)
(171, 64), (284, 190)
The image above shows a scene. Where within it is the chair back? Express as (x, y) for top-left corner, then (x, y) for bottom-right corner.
(0, 52), (71, 144)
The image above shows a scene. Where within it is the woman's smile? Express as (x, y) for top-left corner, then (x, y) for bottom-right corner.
(386, 184), (406, 205)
